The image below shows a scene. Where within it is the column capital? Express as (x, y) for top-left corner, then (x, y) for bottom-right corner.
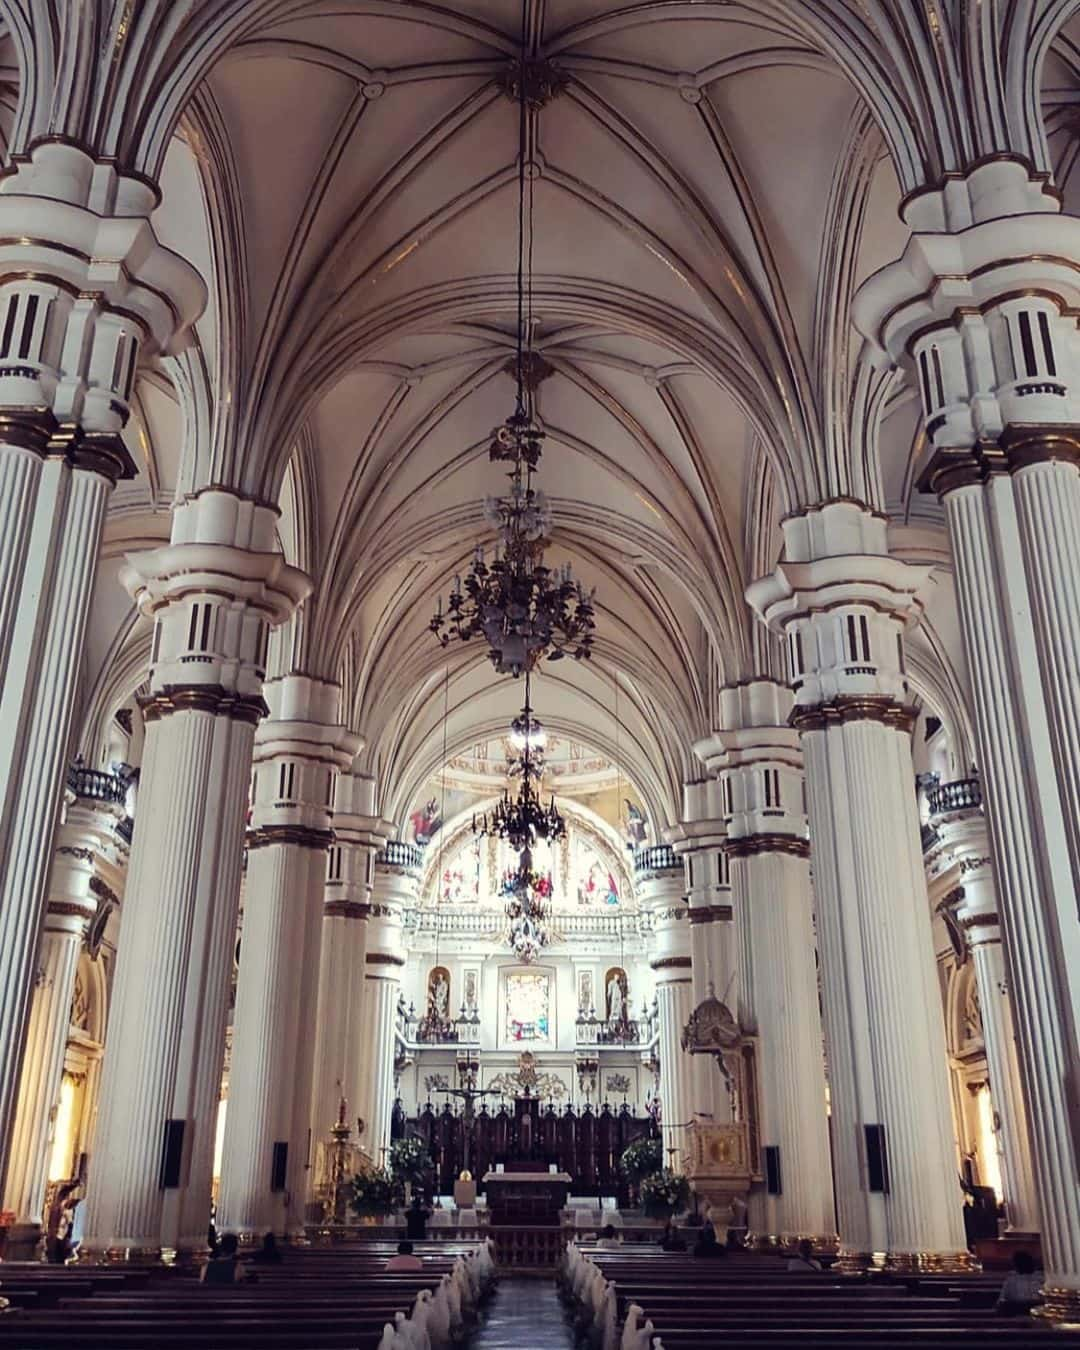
(124, 491), (311, 719)
(748, 502), (926, 728)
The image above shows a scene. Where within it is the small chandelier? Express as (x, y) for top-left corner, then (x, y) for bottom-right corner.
(473, 676), (565, 849)
(428, 13), (596, 678)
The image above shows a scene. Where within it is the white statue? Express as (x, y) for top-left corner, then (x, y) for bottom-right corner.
(607, 974), (624, 1023)
(432, 975), (449, 1020)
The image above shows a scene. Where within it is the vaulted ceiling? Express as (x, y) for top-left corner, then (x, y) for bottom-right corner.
(23, 0), (1080, 831)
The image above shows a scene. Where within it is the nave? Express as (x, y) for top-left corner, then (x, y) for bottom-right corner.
(3, 1236), (1080, 1350)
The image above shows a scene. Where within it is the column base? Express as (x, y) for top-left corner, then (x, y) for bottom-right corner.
(834, 1249), (876, 1275)
(1033, 1284), (1080, 1325)
(884, 1250), (979, 1274)
(79, 1245), (165, 1265)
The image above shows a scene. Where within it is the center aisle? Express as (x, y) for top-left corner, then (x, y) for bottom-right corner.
(469, 1276), (576, 1349)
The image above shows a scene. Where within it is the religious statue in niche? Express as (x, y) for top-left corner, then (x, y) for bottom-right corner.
(623, 799), (648, 848)
(427, 966), (451, 1024)
(410, 797), (442, 846)
(605, 967), (629, 1023)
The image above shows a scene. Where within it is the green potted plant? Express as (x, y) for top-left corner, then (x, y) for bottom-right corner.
(619, 1137), (663, 1186)
(388, 1136), (433, 1197)
(638, 1168), (691, 1221)
(350, 1167), (404, 1222)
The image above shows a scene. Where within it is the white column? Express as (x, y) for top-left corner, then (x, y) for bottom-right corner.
(856, 163), (1080, 1309)
(950, 852), (1040, 1234)
(638, 854), (694, 1167)
(669, 783), (735, 1127)
(217, 676), (359, 1239)
(356, 850), (417, 1164)
(749, 501), (969, 1272)
(309, 773), (390, 1161)
(81, 491), (309, 1260)
(698, 680), (835, 1246)
(0, 146), (203, 1184)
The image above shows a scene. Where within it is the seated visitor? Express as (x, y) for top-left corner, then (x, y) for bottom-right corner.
(659, 1220), (686, 1251)
(202, 1232), (242, 1285)
(405, 1194), (430, 1240)
(726, 1194), (749, 1248)
(596, 1223), (623, 1249)
(251, 1232), (283, 1265)
(693, 1224), (726, 1259)
(386, 1239), (424, 1272)
(996, 1250), (1044, 1315)
(786, 1238), (822, 1272)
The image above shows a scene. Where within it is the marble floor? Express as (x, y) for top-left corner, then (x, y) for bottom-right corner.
(469, 1276), (576, 1348)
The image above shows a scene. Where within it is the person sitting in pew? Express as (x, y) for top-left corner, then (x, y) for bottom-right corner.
(692, 1223), (726, 1259)
(250, 1232), (283, 1265)
(995, 1249), (1044, 1315)
(786, 1239), (822, 1272)
(201, 1232), (243, 1285)
(659, 1220), (687, 1252)
(386, 1239), (424, 1272)
(596, 1224), (623, 1250)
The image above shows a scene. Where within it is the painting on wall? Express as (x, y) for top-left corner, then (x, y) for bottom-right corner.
(427, 966), (451, 1022)
(578, 968), (595, 1016)
(505, 971), (551, 1043)
(577, 855), (619, 907)
(605, 1071), (633, 1099)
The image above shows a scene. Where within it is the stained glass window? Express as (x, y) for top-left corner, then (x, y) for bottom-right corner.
(505, 971), (551, 1042)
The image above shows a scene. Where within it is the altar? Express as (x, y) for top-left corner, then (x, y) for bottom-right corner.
(482, 1166), (572, 1227)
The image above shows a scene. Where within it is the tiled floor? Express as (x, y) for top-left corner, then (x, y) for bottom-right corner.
(470, 1276), (576, 1348)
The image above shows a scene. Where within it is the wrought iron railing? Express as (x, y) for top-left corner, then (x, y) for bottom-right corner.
(633, 843), (680, 875)
(67, 764), (126, 805)
(927, 777), (982, 816)
(378, 839), (424, 871)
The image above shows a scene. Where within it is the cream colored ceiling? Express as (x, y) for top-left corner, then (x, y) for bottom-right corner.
(37, 1), (1080, 826)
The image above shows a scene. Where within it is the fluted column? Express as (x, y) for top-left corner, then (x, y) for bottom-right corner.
(749, 501), (968, 1271)
(639, 856), (694, 1166)
(0, 145), (203, 1186)
(1, 795), (122, 1255)
(356, 850), (417, 1163)
(697, 680), (835, 1246)
(856, 162), (1080, 1309)
(668, 782), (735, 1126)
(947, 848), (1040, 1234)
(217, 676), (360, 1239)
(81, 491), (309, 1260)
(309, 773), (391, 1165)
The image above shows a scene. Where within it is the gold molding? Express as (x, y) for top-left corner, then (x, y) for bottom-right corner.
(687, 904), (733, 925)
(726, 833), (810, 860)
(650, 955), (692, 972)
(791, 696), (917, 734)
(366, 952), (406, 967)
(246, 824), (333, 852)
(140, 685), (268, 726)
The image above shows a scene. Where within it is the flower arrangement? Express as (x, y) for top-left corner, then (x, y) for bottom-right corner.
(619, 1136), (663, 1185)
(638, 1168), (690, 1219)
(350, 1167), (404, 1218)
(388, 1135), (433, 1187)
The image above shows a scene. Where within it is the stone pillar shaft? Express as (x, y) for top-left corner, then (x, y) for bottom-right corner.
(218, 676), (358, 1237)
(82, 492), (309, 1258)
(940, 478), (1080, 1290)
(749, 502), (968, 1269)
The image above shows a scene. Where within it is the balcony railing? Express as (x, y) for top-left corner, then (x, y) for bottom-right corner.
(378, 839), (424, 871)
(927, 777), (982, 816)
(406, 907), (637, 940)
(633, 843), (680, 876)
(67, 764), (126, 805)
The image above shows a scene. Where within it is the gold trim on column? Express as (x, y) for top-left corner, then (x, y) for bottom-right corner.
(884, 1250), (978, 1274)
(139, 686), (268, 725)
(323, 900), (392, 920)
(246, 824), (333, 852)
(687, 904), (733, 925)
(791, 696), (917, 734)
(47, 422), (137, 484)
(365, 952), (405, 968)
(0, 406), (56, 454)
(649, 956), (692, 972)
(916, 441), (1007, 497)
(999, 423), (1080, 473)
(726, 834), (810, 860)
